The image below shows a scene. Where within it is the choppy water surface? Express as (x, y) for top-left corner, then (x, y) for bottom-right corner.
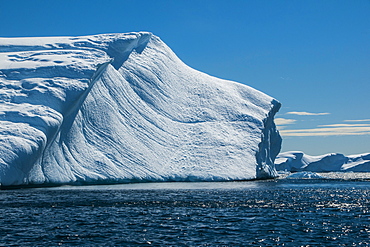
(1, 179), (370, 246)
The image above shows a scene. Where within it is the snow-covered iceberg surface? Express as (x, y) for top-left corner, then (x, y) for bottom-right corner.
(275, 151), (370, 172)
(0, 32), (281, 186)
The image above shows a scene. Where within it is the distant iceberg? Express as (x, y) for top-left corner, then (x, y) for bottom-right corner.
(0, 32), (281, 187)
(275, 151), (370, 172)
(286, 171), (324, 179)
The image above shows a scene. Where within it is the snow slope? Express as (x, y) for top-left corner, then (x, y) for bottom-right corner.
(0, 32), (281, 186)
(275, 151), (370, 172)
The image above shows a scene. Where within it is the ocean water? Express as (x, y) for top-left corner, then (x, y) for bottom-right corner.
(1, 178), (370, 246)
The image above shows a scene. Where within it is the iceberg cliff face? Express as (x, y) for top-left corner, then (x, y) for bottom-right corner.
(0, 32), (281, 186)
(275, 151), (370, 172)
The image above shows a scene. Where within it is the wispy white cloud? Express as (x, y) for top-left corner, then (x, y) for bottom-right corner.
(286, 111), (330, 116)
(275, 118), (297, 125)
(318, 124), (370, 127)
(344, 119), (370, 122)
(277, 112), (370, 136)
(279, 125), (370, 137)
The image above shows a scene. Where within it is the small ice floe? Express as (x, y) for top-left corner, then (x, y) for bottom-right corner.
(286, 171), (325, 179)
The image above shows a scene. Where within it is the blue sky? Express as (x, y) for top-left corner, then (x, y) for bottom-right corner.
(1, 0), (369, 155)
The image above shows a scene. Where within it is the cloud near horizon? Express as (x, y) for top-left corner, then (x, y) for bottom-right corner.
(318, 123), (370, 127)
(275, 118), (297, 125)
(286, 111), (330, 116)
(279, 123), (370, 137)
(344, 119), (370, 122)
(275, 112), (370, 137)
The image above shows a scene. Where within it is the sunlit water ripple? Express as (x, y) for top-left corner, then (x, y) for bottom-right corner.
(1, 179), (370, 246)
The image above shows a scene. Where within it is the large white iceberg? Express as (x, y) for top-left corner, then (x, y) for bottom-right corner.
(275, 151), (370, 172)
(0, 32), (281, 186)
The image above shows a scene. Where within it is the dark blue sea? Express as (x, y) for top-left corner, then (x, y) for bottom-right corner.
(1, 178), (370, 246)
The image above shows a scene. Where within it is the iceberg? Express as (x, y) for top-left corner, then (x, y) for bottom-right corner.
(0, 32), (281, 187)
(286, 171), (324, 179)
(275, 151), (370, 172)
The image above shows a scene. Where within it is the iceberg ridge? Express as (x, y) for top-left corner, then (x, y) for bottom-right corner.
(0, 32), (281, 186)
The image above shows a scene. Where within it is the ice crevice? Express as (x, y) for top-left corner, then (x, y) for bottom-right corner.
(0, 32), (281, 187)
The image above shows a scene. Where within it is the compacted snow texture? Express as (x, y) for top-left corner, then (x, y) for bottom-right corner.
(0, 32), (281, 186)
(275, 151), (370, 172)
